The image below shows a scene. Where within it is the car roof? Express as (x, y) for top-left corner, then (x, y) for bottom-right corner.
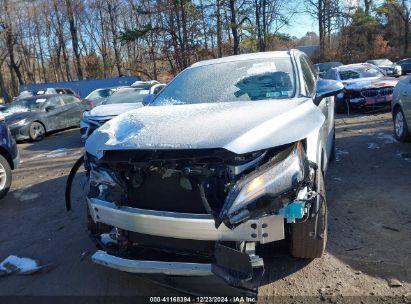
(114, 87), (145, 93)
(190, 50), (298, 68)
(367, 58), (391, 62)
(17, 94), (74, 100)
(335, 63), (374, 71)
(93, 86), (129, 91)
(316, 62), (342, 65)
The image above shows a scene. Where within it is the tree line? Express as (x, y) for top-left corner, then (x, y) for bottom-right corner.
(0, 0), (410, 102)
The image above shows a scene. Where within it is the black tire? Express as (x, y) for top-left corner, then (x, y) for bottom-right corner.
(29, 122), (45, 141)
(290, 170), (327, 259)
(335, 96), (348, 114)
(393, 107), (411, 142)
(0, 154), (12, 200)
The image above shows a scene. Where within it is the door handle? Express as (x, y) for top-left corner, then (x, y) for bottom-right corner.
(403, 91), (408, 97)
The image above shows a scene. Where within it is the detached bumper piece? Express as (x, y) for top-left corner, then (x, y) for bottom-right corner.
(92, 250), (212, 276)
(92, 242), (264, 292)
(212, 243), (264, 291)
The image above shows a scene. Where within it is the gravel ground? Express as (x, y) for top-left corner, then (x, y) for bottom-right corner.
(0, 112), (410, 303)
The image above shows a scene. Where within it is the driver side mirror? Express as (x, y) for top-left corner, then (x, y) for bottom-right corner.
(45, 105), (56, 112)
(314, 79), (344, 105)
(142, 94), (155, 106)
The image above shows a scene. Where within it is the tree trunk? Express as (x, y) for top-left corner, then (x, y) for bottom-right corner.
(0, 68), (11, 104)
(229, 0), (240, 55)
(107, 2), (122, 76)
(318, 0), (325, 60)
(216, 0), (223, 57)
(3, 0), (24, 85)
(65, 0), (83, 80)
(404, 16), (409, 55)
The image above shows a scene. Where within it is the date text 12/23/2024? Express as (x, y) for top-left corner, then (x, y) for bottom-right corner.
(149, 297), (257, 303)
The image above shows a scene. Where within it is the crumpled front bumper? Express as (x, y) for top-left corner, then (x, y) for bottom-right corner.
(88, 197), (284, 291)
(87, 198), (284, 243)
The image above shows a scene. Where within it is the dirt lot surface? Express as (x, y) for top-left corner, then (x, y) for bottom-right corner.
(0, 112), (410, 303)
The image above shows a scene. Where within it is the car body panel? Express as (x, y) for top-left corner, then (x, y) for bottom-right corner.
(0, 120), (19, 169)
(397, 58), (411, 74)
(392, 76), (411, 131)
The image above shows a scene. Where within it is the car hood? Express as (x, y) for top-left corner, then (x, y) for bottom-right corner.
(86, 98), (325, 158)
(88, 103), (144, 117)
(343, 76), (398, 91)
(378, 65), (395, 69)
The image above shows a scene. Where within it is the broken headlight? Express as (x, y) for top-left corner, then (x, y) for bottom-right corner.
(88, 164), (126, 204)
(219, 142), (309, 227)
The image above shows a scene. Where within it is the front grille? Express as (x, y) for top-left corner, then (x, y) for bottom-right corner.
(361, 87), (393, 98)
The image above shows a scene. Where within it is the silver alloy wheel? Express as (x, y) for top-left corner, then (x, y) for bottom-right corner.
(0, 162), (6, 191)
(31, 123), (45, 140)
(395, 110), (405, 137)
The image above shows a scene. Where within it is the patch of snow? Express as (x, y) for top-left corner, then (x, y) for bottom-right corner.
(0, 255), (41, 275)
(13, 184), (40, 201)
(397, 152), (411, 162)
(3, 107), (28, 116)
(28, 148), (82, 161)
(376, 133), (396, 144)
(100, 233), (117, 245)
(335, 148), (349, 162)
(367, 143), (380, 149)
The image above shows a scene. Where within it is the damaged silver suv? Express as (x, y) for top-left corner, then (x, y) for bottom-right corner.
(82, 50), (343, 293)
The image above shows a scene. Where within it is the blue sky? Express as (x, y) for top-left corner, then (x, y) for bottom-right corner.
(283, 13), (317, 38)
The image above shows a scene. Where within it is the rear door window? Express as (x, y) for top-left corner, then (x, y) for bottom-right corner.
(62, 96), (77, 105)
(46, 96), (64, 108)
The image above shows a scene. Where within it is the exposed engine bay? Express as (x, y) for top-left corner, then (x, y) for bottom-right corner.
(71, 141), (323, 293)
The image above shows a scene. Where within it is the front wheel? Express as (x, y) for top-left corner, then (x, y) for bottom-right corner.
(289, 171), (327, 259)
(29, 122), (45, 141)
(0, 154), (12, 200)
(393, 107), (411, 142)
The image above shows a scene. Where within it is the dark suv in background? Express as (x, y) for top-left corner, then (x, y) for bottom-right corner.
(0, 112), (19, 199)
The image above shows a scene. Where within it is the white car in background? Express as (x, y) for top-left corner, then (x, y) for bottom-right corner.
(80, 82), (165, 140)
(392, 76), (411, 141)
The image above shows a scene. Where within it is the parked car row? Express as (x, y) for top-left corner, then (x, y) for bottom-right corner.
(0, 80), (165, 201)
(322, 63), (399, 113)
(316, 59), (411, 143)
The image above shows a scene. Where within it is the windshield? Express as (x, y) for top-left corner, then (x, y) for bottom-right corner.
(105, 88), (149, 104)
(7, 97), (47, 112)
(86, 89), (114, 100)
(339, 65), (383, 80)
(316, 62), (342, 72)
(152, 57), (295, 105)
(369, 59), (393, 66)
